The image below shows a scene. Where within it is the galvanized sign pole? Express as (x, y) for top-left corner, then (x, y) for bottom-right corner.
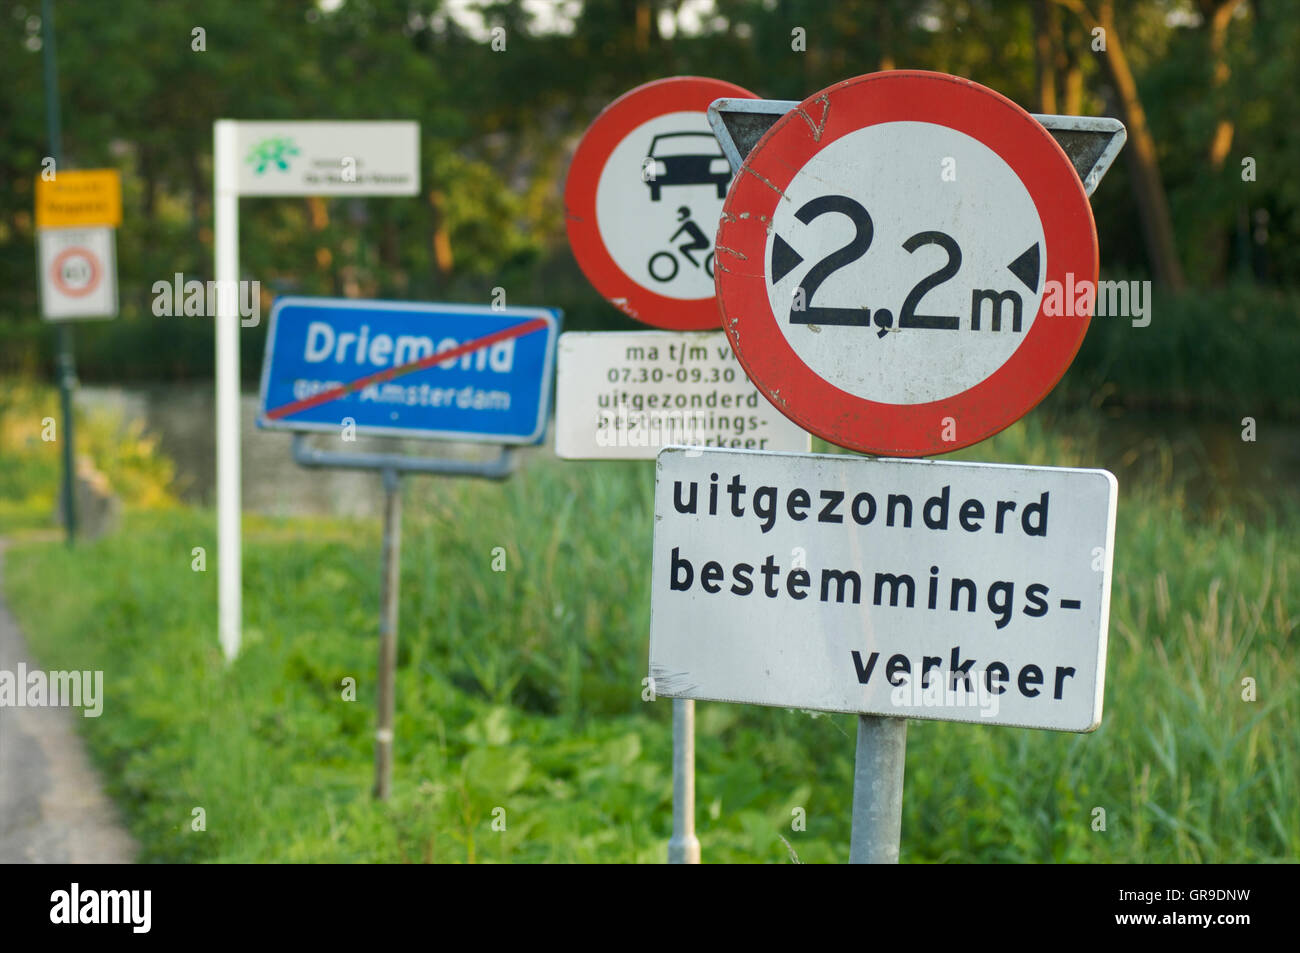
(849, 715), (907, 863)
(40, 0), (76, 545)
(667, 698), (701, 863)
(292, 435), (518, 799)
(560, 77), (770, 865)
(702, 73), (1127, 860)
(262, 297), (558, 798)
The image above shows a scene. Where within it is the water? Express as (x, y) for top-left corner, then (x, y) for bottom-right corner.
(76, 383), (543, 519)
(75, 384), (1298, 519)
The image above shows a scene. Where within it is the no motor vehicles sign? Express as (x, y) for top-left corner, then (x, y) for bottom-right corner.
(565, 76), (757, 330)
(650, 448), (1117, 732)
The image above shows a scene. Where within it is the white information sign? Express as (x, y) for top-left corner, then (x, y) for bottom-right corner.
(650, 448), (1117, 732)
(38, 226), (118, 321)
(555, 332), (811, 460)
(235, 121), (419, 196)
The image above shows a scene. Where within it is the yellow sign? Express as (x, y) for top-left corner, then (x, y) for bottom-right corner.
(35, 169), (123, 228)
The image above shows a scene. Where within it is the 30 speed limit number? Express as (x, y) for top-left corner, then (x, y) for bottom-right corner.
(716, 70), (1098, 457)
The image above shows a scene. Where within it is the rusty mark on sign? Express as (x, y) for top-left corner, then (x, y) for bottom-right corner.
(741, 164), (789, 199)
(795, 92), (831, 142)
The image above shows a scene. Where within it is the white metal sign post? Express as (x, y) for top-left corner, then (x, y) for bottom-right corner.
(212, 120), (419, 661)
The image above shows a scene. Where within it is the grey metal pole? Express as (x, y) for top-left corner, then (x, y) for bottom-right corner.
(372, 467), (402, 800)
(42, 0), (76, 545)
(849, 714), (907, 863)
(667, 698), (700, 864)
(56, 324), (77, 543)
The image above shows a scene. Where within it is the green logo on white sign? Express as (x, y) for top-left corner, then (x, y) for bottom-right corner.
(246, 137), (300, 174)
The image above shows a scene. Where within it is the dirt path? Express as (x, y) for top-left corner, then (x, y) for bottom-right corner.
(0, 540), (137, 863)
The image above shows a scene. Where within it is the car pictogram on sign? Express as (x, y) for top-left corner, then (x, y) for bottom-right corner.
(564, 75), (757, 330)
(643, 132), (731, 201)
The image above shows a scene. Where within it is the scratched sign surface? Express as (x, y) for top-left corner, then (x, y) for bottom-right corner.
(714, 71), (1099, 457)
(257, 296), (559, 444)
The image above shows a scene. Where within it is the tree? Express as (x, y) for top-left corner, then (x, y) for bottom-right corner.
(1053, 0), (1187, 291)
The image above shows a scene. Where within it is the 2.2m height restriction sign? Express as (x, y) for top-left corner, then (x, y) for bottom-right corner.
(715, 70), (1098, 457)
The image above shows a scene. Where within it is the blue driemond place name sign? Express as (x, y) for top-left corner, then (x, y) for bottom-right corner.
(257, 296), (560, 444)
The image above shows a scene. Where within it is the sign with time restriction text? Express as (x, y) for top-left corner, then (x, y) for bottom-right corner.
(650, 448), (1117, 732)
(555, 331), (810, 459)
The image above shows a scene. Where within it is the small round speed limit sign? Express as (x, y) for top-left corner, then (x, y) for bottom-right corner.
(715, 70), (1098, 457)
(51, 246), (102, 297)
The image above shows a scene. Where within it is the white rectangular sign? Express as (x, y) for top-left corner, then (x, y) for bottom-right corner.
(235, 121), (419, 196)
(38, 226), (118, 321)
(555, 331), (811, 459)
(650, 448), (1118, 732)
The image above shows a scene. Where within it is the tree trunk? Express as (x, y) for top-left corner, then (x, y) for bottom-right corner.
(1056, 14), (1084, 114)
(1033, 0), (1058, 113)
(1054, 0), (1187, 291)
(1200, 0), (1247, 282)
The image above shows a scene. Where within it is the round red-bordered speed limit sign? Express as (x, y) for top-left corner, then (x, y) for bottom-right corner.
(715, 70), (1098, 457)
(50, 246), (102, 298)
(565, 76), (757, 330)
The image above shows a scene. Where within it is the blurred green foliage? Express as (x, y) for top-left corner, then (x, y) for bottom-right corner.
(1, 0), (1297, 410)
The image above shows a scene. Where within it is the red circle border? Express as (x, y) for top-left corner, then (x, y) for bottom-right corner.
(50, 246), (102, 298)
(565, 76), (757, 331)
(715, 70), (1098, 456)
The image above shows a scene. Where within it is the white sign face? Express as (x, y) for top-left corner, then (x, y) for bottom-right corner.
(555, 332), (811, 460)
(766, 122), (1046, 404)
(650, 448), (1117, 732)
(235, 121), (419, 196)
(38, 226), (117, 320)
(595, 111), (732, 301)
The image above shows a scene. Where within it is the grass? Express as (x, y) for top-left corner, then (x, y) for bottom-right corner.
(3, 412), (1298, 863)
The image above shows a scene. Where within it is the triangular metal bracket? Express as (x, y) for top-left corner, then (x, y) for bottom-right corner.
(707, 98), (800, 178)
(708, 98), (1127, 196)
